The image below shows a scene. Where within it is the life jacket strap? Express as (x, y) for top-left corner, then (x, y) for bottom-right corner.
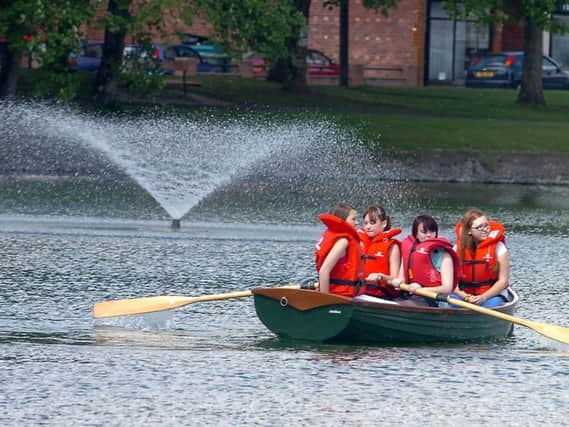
(458, 279), (495, 290)
(330, 278), (364, 293)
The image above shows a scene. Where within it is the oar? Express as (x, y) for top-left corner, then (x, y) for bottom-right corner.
(397, 282), (569, 345)
(93, 284), (301, 319)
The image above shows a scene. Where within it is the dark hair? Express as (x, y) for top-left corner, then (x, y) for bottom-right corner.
(331, 203), (355, 220)
(412, 214), (438, 238)
(363, 205), (391, 230)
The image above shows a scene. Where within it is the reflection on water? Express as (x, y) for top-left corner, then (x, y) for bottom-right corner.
(1, 177), (569, 426)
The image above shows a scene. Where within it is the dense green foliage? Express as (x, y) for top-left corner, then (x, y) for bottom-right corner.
(0, 0), (99, 68)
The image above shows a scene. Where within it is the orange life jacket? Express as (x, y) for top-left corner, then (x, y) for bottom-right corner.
(455, 220), (506, 295)
(400, 235), (460, 288)
(315, 213), (364, 297)
(358, 228), (402, 298)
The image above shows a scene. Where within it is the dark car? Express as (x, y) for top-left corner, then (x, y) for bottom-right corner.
(76, 41), (103, 72)
(465, 52), (569, 89)
(67, 41), (103, 72)
(165, 44), (232, 73)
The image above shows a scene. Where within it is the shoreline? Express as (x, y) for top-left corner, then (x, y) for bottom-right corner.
(2, 150), (568, 187)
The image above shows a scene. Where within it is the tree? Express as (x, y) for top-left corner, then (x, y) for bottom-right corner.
(195, 0), (307, 92)
(444, 0), (569, 106)
(94, 0), (196, 103)
(0, 0), (98, 97)
(94, 0), (307, 100)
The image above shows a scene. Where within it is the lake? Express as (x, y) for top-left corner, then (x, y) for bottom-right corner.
(1, 176), (568, 426)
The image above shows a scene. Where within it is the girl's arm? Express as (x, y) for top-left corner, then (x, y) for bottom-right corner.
(388, 244), (401, 278)
(318, 238), (348, 293)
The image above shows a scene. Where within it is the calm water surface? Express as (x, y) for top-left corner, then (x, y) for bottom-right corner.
(1, 177), (569, 426)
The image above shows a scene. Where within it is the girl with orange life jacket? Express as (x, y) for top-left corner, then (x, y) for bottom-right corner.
(396, 214), (460, 306)
(452, 208), (509, 308)
(357, 205), (402, 299)
(315, 203), (365, 297)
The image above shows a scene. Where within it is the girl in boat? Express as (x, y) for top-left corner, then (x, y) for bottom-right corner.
(452, 208), (510, 308)
(315, 203), (365, 297)
(358, 205), (402, 299)
(396, 214), (460, 306)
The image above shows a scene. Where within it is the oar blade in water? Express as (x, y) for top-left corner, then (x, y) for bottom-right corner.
(530, 321), (569, 345)
(93, 295), (196, 319)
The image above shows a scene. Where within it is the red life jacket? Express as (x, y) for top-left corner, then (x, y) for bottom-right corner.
(315, 214), (364, 297)
(455, 220), (506, 295)
(400, 235), (460, 288)
(358, 228), (402, 298)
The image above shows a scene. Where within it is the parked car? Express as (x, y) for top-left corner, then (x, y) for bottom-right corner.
(67, 41), (103, 72)
(244, 49), (340, 78)
(122, 43), (173, 75)
(242, 51), (267, 76)
(165, 44), (232, 73)
(307, 49), (340, 76)
(465, 52), (569, 89)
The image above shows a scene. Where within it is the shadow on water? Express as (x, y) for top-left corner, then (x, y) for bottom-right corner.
(0, 330), (96, 346)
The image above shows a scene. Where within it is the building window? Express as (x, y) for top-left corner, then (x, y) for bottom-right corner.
(427, 1), (490, 84)
(551, 15), (569, 67)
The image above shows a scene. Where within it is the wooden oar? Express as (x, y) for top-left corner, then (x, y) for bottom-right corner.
(398, 282), (569, 345)
(93, 284), (301, 319)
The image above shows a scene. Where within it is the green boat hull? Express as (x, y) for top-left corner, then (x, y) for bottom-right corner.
(253, 288), (518, 344)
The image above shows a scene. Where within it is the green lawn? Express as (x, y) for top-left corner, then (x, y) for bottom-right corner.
(18, 69), (568, 156)
(166, 76), (569, 155)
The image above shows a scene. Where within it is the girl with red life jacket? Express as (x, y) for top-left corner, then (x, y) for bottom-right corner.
(315, 203), (365, 297)
(397, 214), (460, 306)
(452, 208), (510, 308)
(358, 205), (402, 299)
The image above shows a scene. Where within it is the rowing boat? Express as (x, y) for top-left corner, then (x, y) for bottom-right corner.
(252, 287), (519, 343)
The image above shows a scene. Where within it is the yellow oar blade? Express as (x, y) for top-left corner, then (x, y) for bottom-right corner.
(93, 295), (199, 319)
(526, 321), (569, 345)
(93, 285), (303, 319)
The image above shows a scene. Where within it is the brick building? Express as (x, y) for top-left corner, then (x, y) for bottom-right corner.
(86, 0), (569, 87)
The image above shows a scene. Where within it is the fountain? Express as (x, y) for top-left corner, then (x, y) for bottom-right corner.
(0, 100), (403, 227)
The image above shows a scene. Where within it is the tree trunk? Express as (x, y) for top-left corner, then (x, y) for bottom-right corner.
(280, 0), (311, 93)
(94, 0), (129, 104)
(0, 49), (22, 97)
(517, 17), (545, 106)
(339, 0), (349, 87)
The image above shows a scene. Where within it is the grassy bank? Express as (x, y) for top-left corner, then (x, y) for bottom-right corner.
(17, 70), (569, 155)
(165, 75), (569, 155)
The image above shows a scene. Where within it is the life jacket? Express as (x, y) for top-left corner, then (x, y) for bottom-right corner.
(400, 235), (460, 288)
(315, 214), (365, 297)
(455, 220), (506, 295)
(358, 228), (402, 298)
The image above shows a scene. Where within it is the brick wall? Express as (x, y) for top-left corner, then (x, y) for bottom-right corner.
(84, 2), (211, 44)
(309, 0), (426, 86)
